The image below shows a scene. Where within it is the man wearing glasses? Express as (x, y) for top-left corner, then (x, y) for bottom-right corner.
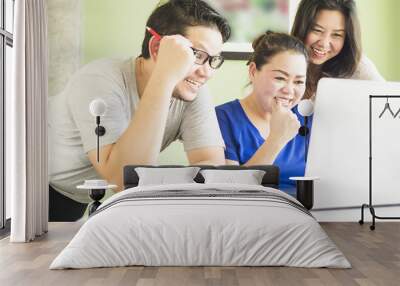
(48, 0), (231, 221)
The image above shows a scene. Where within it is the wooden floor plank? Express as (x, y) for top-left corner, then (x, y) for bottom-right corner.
(0, 222), (400, 286)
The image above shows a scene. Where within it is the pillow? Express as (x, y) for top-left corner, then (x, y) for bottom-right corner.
(200, 169), (266, 185)
(135, 167), (200, 186)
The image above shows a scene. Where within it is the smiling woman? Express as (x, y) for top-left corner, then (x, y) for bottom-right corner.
(215, 31), (309, 194)
(305, 9), (346, 65)
(291, 0), (384, 99)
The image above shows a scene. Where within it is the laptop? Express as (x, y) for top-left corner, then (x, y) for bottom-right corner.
(305, 78), (400, 209)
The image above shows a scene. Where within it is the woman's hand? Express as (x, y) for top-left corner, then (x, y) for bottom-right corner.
(268, 97), (301, 145)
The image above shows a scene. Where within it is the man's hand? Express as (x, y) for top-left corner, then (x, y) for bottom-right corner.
(153, 35), (196, 85)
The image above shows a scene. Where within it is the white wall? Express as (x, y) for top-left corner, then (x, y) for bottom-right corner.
(47, 0), (81, 97)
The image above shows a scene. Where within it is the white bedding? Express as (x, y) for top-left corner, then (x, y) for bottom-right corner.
(50, 183), (350, 269)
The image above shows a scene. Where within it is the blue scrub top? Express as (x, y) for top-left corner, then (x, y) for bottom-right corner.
(216, 99), (313, 194)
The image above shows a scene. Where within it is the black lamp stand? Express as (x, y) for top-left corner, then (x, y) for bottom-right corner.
(95, 115), (106, 163)
(293, 116), (315, 210)
(88, 189), (106, 216)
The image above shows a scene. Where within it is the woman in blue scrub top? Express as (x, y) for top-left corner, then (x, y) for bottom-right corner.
(216, 32), (309, 194)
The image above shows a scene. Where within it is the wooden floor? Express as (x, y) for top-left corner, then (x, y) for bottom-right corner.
(0, 222), (399, 286)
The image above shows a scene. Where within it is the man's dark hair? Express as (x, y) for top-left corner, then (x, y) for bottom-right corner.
(141, 0), (231, 58)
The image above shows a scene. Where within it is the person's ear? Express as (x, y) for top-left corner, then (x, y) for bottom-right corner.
(148, 37), (161, 61)
(248, 62), (257, 83)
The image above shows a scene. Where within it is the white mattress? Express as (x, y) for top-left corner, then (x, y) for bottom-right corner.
(50, 183), (350, 269)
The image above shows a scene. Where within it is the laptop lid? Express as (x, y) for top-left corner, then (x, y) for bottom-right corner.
(306, 78), (400, 209)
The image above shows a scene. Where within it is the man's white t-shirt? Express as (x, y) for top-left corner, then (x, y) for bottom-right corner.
(49, 58), (224, 202)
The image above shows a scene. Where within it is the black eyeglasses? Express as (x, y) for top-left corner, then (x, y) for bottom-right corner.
(191, 47), (225, 69)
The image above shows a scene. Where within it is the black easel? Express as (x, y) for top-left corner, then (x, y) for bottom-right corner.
(359, 95), (400, 230)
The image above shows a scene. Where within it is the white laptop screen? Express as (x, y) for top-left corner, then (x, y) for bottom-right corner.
(305, 78), (400, 209)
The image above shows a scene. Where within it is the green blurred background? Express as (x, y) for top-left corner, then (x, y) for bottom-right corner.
(79, 0), (400, 164)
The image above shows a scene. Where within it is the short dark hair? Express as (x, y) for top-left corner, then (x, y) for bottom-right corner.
(248, 31), (309, 70)
(141, 0), (231, 59)
(291, 0), (361, 78)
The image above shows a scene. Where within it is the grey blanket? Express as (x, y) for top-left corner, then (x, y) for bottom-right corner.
(50, 183), (351, 269)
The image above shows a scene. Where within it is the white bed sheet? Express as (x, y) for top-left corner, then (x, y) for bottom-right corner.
(50, 183), (350, 269)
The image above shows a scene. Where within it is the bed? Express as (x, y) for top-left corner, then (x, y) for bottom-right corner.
(50, 165), (350, 269)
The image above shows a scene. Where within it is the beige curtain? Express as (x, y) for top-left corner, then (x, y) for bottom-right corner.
(8, 0), (48, 242)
